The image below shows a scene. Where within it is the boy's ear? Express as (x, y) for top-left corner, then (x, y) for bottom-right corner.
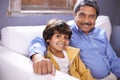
(46, 39), (50, 42)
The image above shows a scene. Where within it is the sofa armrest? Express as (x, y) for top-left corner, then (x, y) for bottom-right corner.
(0, 46), (33, 80)
(0, 45), (79, 80)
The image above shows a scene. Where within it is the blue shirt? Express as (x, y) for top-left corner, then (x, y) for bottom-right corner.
(28, 20), (120, 79)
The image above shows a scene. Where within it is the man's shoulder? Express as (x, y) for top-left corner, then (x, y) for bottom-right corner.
(93, 27), (108, 41)
(94, 27), (106, 34)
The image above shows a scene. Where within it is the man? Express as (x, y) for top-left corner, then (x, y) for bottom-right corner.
(28, 0), (120, 79)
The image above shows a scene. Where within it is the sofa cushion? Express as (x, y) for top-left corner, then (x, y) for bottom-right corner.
(95, 15), (112, 41)
(1, 26), (45, 57)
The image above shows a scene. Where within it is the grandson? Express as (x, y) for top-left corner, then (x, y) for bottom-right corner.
(42, 19), (94, 80)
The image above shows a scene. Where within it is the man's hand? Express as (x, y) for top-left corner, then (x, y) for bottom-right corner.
(32, 54), (55, 75)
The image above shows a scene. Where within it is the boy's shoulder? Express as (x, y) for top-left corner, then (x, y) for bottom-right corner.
(67, 46), (79, 50)
(66, 46), (80, 59)
(66, 46), (80, 53)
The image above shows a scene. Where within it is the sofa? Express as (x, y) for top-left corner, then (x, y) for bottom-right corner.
(0, 15), (112, 80)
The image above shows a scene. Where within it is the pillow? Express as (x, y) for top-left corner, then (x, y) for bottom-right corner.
(1, 26), (45, 57)
(95, 15), (112, 41)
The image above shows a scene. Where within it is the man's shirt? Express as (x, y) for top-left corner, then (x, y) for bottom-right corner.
(28, 20), (120, 79)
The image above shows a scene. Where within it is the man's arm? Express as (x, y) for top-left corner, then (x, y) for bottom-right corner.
(103, 32), (120, 78)
(28, 37), (55, 75)
(28, 37), (47, 57)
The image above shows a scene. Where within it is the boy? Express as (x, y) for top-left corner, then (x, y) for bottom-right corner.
(42, 19), (94, 80)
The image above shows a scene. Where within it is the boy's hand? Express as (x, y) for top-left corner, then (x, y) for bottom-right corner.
(32, 54), (55, 75)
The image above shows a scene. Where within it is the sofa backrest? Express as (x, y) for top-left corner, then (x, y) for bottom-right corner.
(1, 26), (45, 57)
(1, 15), (112, 57)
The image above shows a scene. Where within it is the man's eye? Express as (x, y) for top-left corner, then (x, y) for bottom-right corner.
(89, 15), (96, 19)
(79, 13), (85, 18)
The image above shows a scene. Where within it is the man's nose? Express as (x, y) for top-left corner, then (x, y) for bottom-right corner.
(84, 16), (90, 23)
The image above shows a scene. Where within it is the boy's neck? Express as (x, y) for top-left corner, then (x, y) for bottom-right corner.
(49, 47), (65, 58)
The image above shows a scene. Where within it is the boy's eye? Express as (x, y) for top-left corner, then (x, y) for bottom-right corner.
(56, 35), (60, 38)
(64, 36), (69, 40)
(54, 34), (69, 40)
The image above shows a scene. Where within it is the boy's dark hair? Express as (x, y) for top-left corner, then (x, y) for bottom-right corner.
(43, 19), (72, 43)
(73, 0), (99, 17)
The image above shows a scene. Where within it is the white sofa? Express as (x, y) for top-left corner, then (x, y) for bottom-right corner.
(0, 15), (112, 80)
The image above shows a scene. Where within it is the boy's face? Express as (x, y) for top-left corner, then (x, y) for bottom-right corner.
(47, 31), (69, 53)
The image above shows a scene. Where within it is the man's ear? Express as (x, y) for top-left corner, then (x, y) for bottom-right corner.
(73, 12), (77, 17)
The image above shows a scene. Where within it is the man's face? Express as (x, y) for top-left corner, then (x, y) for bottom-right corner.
(74, 5), (97, 34)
